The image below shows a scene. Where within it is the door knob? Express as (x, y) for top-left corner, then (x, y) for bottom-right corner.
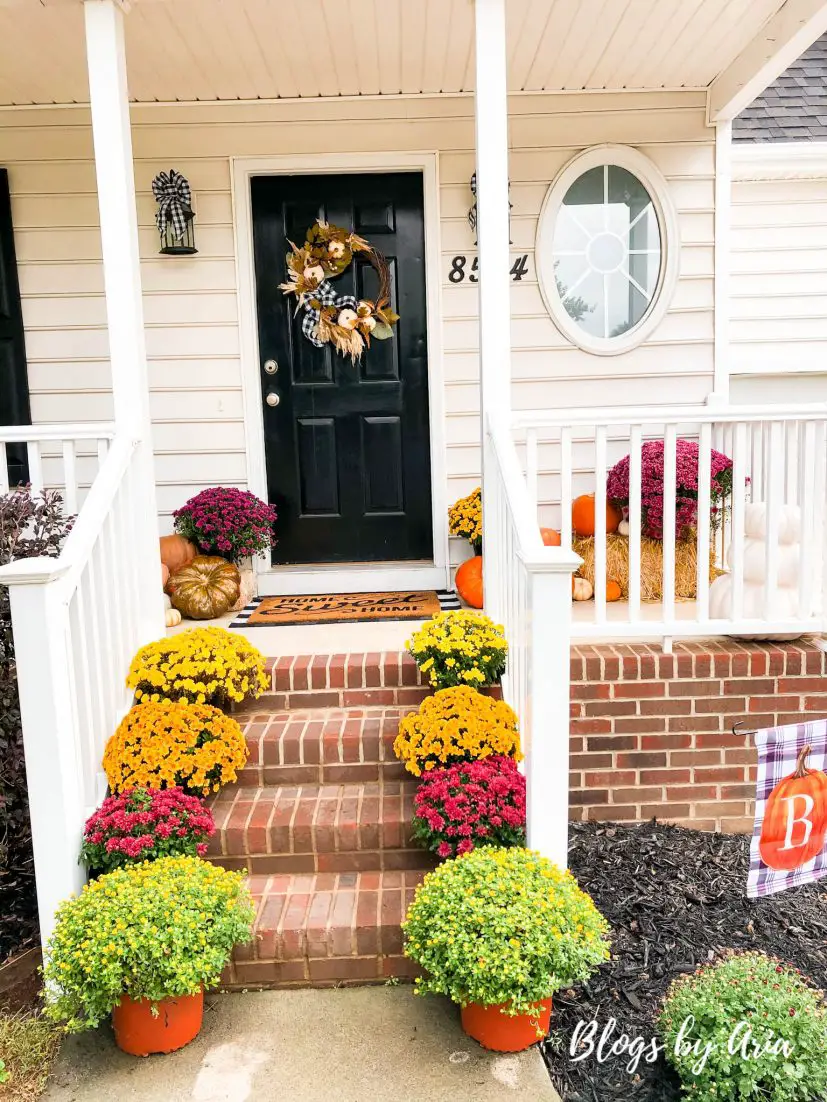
(265, 392), (280, 407)
(263, 359), (278, 375)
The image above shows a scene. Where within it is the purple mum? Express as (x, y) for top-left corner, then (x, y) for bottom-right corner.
(173, 487), (278, 563)
(606, 439), (733, 540)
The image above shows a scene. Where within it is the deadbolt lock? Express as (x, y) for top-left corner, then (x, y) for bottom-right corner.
(264, 359), (278, 375)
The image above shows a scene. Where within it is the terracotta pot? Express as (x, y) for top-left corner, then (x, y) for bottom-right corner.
(112, 991), (203, 1056)
(460, 998), (552, 1052)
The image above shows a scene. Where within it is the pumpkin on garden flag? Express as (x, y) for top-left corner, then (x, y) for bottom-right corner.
(168, 556), (241, 620)
(572, 494), (622, 538)
(456, 555), (484, 609)
(759, 745), (827, 872)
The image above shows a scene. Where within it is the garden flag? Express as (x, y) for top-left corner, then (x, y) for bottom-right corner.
(747, 720), (827, 898)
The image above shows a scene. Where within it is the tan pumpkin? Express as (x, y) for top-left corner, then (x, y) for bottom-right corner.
(159, 534), (197, 575)
(168, 556), (241, 620)
(572, 576), (593, 601)
(165, 608), (182, 628)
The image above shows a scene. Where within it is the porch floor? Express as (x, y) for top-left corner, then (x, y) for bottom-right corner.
(167, 600), (721, 652)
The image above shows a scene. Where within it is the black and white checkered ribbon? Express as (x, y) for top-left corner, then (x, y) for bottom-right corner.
(301, 279), (357, 348)
(151, 169), (192, 242)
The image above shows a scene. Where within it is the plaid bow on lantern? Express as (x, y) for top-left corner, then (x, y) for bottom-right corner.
(301, 279), (358, 348)
(151, 169), (192, 242)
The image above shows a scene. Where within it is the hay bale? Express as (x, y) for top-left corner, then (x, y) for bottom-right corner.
(572, 533), (720, 602)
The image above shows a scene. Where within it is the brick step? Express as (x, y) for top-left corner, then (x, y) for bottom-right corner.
(238, 707), (410, 786)
(221, 869), (427, 989)
(208, 781), (433, 875)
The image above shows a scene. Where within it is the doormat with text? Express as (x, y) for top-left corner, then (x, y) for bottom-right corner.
(230, 590), (460, 628)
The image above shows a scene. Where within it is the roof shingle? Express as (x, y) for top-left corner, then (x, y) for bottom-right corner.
(733, 34), (827, 143)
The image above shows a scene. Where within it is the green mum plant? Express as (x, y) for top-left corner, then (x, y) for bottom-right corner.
(403, 847), (610, 1017)
(658, 951), (827, 1102)
(42, 856), (255, 1033)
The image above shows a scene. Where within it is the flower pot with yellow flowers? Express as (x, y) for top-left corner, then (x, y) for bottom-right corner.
(403, 847), (610, 1053)
(42, 857), (255, 1056)
(126, 626), (268, 710)
(407, 611), (507, 691)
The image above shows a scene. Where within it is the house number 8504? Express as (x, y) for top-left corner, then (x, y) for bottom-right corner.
(448, 254), (530, 284)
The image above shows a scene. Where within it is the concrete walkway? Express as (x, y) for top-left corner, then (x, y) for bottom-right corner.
(44, 987), (561, 1102)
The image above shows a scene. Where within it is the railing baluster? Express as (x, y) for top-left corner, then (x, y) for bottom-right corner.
(526, 430), (538, 525)
(62, 440), (79, 515)
(811, 419), (827, 629)
(730, 422), (748, 623)
(798, 421), (816, 621)
(27, 442), (44, 495)
(785, 422), (798, 506)
(662, 425), (677, 629)
(628, 425), (642, 622)
(764, 422), (783, 621)
(696, 423), (712, 623)
(560, 426), (573, 551)
(0, 443), (8, 495)
(594, 427), (607, 624)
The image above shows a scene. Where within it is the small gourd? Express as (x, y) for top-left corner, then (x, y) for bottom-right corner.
(572, 576), (593, 601)
(165, 608), (182, 628)
(605, 579), (622, 602)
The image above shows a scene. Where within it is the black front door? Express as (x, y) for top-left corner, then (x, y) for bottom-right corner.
(251, 172), (433, 566)
(0, 169), (31, 486)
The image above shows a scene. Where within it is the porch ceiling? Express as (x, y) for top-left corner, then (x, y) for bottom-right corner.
(0, 0), (820, 109)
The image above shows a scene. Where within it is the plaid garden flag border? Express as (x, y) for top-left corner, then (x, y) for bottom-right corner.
(748, 719), (827, 898)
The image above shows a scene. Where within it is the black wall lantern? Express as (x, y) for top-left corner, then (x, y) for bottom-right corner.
(152, 169), (197, 255)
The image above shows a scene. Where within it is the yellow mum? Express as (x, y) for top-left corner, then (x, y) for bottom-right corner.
(407, 610), (507, 690)
(448, 487), (482, 551)
(127, 626), (268, 706)
(394, 685), (521, 776)
(103, 700), (248, 796)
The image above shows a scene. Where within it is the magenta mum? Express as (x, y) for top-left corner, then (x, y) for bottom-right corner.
(173, 486), (278, 563)
(606, 438), (734, 540)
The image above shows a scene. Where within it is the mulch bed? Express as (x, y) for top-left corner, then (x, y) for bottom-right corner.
(541, 821), (827, 1101)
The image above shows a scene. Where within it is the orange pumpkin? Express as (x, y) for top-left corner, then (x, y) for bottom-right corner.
(572, 494), (622, 538)
(759, 744), (827, 871)
(159, 534), (197, 575)
(605, 579), (622, 602)
(456, 555), (484, 609)
(168, 556), (241, 620)
(161, 563), (170, 589)
(540, 528), (561, 546)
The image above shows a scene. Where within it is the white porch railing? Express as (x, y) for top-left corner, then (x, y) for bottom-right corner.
(484, 413), (579, 867)
(0, 423), (115, 505)
(0, 430), (159, 946)
(512, 404), (827, 647)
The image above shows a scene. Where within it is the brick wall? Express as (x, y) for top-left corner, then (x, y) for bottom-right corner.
(570, 639), (827, 832)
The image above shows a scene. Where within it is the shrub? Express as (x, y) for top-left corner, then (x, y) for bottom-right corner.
(658, 951), (827, 1102)
(0, 487), (74, 961)
(448, 486), (482, 553)
(126, 626), (268, 705)
(173, 487), (277, 563)
(407, 610), (507, 689)
(80, 787), (215, 874)
(103, 701), (248, 796)
(606, 438), (734, 540)
(394, 685), (521, 777)
(412, 755), (526, 858)
(42, 856), (254, 1032)
(404, 847), (610, 1016)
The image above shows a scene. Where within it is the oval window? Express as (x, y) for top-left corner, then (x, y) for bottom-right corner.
(536, 147), (678, 355)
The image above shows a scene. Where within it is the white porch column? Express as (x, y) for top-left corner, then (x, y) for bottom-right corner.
(84, 0), (163, 640)
(474, 0), (513, 604)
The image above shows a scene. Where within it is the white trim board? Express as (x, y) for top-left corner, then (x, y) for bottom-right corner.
(732, 142), (827, 181)
(230, 151), (450, 597)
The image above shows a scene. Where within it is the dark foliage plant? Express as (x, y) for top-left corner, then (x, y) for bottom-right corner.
(0, 488), (74, 961)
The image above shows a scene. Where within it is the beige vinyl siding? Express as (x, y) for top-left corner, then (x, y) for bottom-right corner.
(0, 91), (714, 540)
(730, 174), (827, 376)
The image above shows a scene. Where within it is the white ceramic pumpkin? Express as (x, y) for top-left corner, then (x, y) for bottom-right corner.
(708, 502), (808, 640)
